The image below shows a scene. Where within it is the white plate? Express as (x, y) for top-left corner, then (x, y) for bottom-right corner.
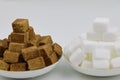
(0, 56), (62, 79)
(64, 55), (120, 77)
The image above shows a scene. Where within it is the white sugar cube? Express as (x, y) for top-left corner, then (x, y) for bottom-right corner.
(69, 48), (85, 66)
(70, 37), (83, 49)
(108, 27), (119, 35)
(81, 60), (92, 69)
(114, 43), (120, 56)
(111, 57), (120, 68)
(99, 42), (114, 50)
(64, 37), (82, 58)
(64, 45), (74, 59)
(82, 40), (98, 53)
(93, 17), (109, 33)
(93, 59), (110, 69)
(85, 53), (92, 61)
(79, 33), (87, 40)
(103, 32), (118, 42)
(87, 32), (102, 41)
(93, 48), (111, 60)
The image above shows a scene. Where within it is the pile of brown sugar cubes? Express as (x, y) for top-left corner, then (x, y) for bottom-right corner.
(0, 19), (62, 71)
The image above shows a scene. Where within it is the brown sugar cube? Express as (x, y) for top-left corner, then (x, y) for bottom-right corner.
(26, 42), (34, 47)
(10, 32), (29, 43)
(0, 60), (9, 71)
(0, 46), (6, 57)
(19, 55), (25, 62)
(35, 34), (41, 41)
(0, 39), (9, 49)
(10, 63), (26, 71)
(0, 57), (3, 60)
(39, 35), (53, 45)
(49, 52), (58, 63)
(21, 46), (39, 61)
(27, 34), (41, 47)
(45, 52), (58, 66)
(12, 19), (29, 33)
(52, 43), (62, 57)
(9, 42), (26, 53)
(38, 44), (53, 58)
(27, 57), (45, 70)
(0, 39), (9, 57)
(8, 35), (11, 42)
(28, 26), (35, 41)
(3, 50), (20, 63)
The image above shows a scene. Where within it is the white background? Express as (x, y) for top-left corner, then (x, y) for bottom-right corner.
(1, 0), (120, 80)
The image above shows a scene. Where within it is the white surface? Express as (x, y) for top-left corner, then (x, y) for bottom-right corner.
(1, 0), (120, 80)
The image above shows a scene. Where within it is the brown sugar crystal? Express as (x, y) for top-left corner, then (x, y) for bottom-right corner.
(52, 43), (62, 57)
(39, 35), (53, 45)
(9, 42), (26, 53)
(45, 52), (58, 66)
(3, 50), (20, 63)
(28, 26), (35, 41)
(27, 57), (45, 70)
(12, 19), (29, 33)
(10, 63), (26, 71)
(21, 46), (39, 61)
(38, 44), (53, 58)
(10, 32), (29, 43)
(0, 60), (9, 71)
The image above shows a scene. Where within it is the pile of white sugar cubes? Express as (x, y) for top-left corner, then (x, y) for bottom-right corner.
(64, 17), (120, 70)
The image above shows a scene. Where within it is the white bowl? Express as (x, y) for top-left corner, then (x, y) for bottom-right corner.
(0, 56), (62, 79)
(64, 55), (120, 77)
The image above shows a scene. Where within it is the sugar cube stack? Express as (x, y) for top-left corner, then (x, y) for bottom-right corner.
(67, 17), (120, 70)
(0, 18), (63, 71)
(87, 17), (118, 42)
